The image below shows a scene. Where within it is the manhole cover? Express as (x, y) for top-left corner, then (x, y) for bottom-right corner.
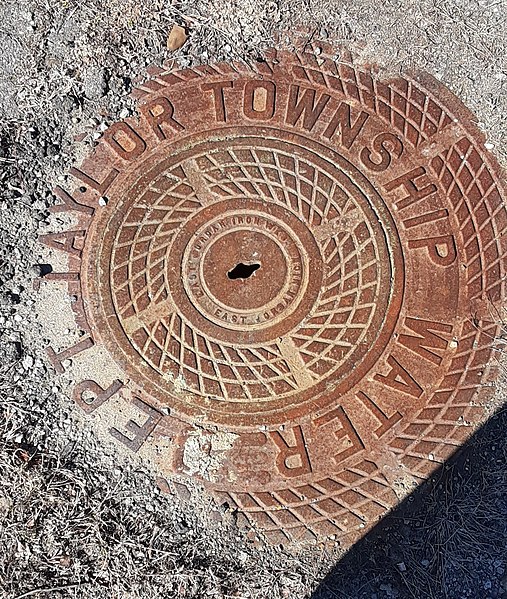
(39, 45), (507, 545)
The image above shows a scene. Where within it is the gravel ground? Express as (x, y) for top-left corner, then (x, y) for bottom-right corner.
(0, 1), (506, 598)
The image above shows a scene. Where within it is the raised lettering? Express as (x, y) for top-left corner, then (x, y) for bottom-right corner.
(69, 166), (119, 195)
(109, 397), (162, 452)
(33, 271), (80, 291)
(202, 80), (233, 122)
(285, 85), (330, 131)
(243, 80), (276, 120)
(398, 317), (453, 365)
(270, 425), (312, 477)
(49, 186), (94, 216)
(401, 208), (448, 229)
(46, 337), (94, 374)
(323, 101), (369, 148)
(360, 132), (403, 171)
(314, 406), (364, 463)
(73, 379), (123, 414)
(140, 96), (185, 140)
(39, 230), (86, 257)
(374, 355), (423, 398)
(103, 122), (146, 161)
(384, 166), (437, 209)
(408, 235), (457, 266)
(355, 391), (402, 437)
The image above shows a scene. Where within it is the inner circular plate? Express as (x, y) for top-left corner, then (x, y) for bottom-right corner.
(84, 129), (403, 426)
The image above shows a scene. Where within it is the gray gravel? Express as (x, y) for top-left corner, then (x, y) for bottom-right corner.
(0, 0), (506, 598)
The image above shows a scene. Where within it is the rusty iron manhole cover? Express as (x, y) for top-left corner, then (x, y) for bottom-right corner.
(38, 45), (507, 546)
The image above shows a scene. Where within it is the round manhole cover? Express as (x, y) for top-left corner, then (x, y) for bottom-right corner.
(40, 45), (507, 545)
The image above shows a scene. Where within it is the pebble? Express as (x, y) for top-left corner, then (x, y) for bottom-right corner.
(83, 67), (108, 100)
(22, 355), (34, 369)
(167, 24), (188, 51)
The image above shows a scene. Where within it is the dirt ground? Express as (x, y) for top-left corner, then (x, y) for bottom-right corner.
(0, 0), (506, 598)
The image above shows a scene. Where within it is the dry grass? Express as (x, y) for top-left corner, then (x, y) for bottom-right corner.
(0, 385), (323, 598)
(0, 0), (506, 598)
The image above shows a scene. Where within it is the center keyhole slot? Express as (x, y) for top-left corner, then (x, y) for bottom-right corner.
(227, 262), (261, 280)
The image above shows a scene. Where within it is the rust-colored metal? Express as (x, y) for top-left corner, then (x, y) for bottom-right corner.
(41, 44), (507, 546)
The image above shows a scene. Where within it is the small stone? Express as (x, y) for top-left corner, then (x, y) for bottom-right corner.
(397, 562), (406, 572)
(485, 142), (495, 150)
(83, 67), (108, 100)
(59, 555), (72, 568)
(167, 24), (188, 51)
(30, 264), (42, 277)
(210, 510), (223, 522)
(0, 495), (12, 515)
(22, 355), (34, 369)
(4, 342), (21, 361)
(98, 197), (108, 206)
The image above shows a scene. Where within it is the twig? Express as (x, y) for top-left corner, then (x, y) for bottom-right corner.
(13, 583), (81, 599)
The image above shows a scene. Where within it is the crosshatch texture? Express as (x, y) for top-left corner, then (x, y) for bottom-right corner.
(41, 45), (507, 546)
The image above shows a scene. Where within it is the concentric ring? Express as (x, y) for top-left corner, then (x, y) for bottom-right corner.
(83, 127), (404, 427)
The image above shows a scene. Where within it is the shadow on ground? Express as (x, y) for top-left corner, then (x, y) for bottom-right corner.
(310, 404), (507, 599)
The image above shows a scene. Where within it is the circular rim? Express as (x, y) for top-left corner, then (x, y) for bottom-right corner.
(82, 127), (405, 429)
